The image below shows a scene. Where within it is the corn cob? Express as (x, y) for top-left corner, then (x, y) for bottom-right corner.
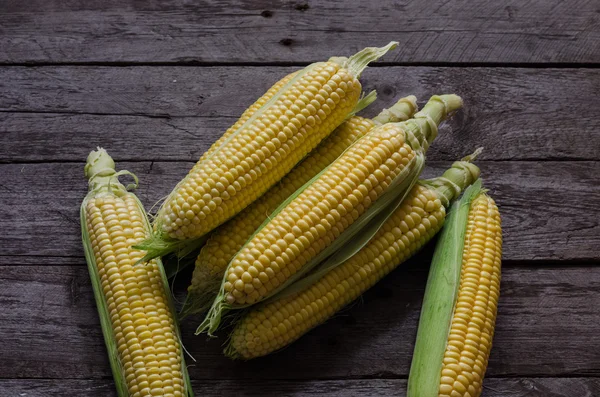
(138, 43), (399, 260)
(407, 183), (502, 397)
(226, 155), (481, 359)
(80, 149), (192, 397)
(200, 94), (464, 335)
(181, 96), (419, 318)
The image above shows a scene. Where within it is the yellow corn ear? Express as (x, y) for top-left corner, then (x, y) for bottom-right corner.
(139, 43), (399, 260)
(80, 149), (192, 397)
(407, 182), (502, 397)
(438, 194), (501, 397)
(225, 157), (480, 359)
(182, 96), (419, 317)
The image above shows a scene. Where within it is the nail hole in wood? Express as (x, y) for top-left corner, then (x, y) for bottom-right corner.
(382, 86), (394, 96)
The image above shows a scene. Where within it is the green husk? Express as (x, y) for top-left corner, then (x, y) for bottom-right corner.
(407, 179), (483, 397)
(161, 236), (206, 279)
(137, 44), (398, 262)
(330, 41), (398, 78)
(198, 94), (463, 336)
(372, 95), (418, 125)
(347, 90), (377, 118)
(80, 148), (193, 397)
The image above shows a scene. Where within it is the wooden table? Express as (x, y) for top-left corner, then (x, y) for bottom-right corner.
(1, 1), (599, 396)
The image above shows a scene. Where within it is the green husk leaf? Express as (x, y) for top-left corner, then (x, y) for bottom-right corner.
(81, 149), (194, 397)
(342, 41), (398, 78)
(407, 179), (482, 397)
(159, 235), (209, 279)
(346, 90), (377, 118)
(134, 234), (206, 266)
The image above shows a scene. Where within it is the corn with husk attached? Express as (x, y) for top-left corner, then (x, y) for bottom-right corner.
(80, 149), (192, 397)
(138, 42), (399, 261)
(200, 94), (464, 335)
(226, 153), (481, 359)
(181, 95), (419, 318)
(407, 182), (502, 397)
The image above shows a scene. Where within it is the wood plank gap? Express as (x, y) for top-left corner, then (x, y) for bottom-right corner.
(1, 255), (598, 268)
(3, 158), (597, 165)
(0, 61), (599, 68)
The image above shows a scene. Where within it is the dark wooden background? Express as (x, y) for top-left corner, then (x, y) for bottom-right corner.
(1, 1), (599, 396)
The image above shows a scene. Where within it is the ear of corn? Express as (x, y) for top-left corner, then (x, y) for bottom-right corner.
(181, 96), (419, 318)
(225, 154), (481, 359)
(407, 181), (502, 397)
(200, 94), (463, 335)
(80, 149), (193, 397)
(137, 42), (399, 261)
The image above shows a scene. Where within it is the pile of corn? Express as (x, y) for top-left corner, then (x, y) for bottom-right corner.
(80, 42), (502, 397)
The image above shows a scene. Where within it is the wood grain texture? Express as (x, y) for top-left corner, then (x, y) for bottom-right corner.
(1, 66), (599, 162)
(1, 0), (598, 392)
(1, 378), (599, 397)
(0, 0), (598, 64)
(1, 161), (598, 263)
(1, 264), (599, 380)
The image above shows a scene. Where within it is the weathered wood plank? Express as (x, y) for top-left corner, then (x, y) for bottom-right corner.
(1, 264), (598, 380)
(1, 66), (599, 162)
(0, 0), (598, 64)
(1, 161), (598, 263)
(1, 378), (599, 397)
